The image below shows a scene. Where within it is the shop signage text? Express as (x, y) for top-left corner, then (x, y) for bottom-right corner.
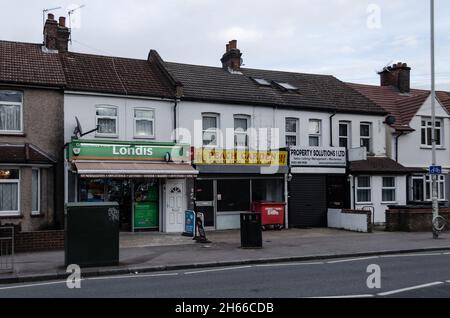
(290, 147), (347, 167)
(193, 148), (288, 166)
(68, 140), (190, 162)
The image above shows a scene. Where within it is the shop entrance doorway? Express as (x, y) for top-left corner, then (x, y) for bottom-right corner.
(194, 180), (216, 229)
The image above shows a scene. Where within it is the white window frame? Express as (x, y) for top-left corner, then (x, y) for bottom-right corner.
(234, 115), (250, 150)
(421, 118), (443, 147)
(31, 168), (41, 215)
(360, 122), (373, 153)
(339, 121), (351, 149)
(0, 168), (21, 216)
(285, 118), (299, 147)
(356, 176), (372, 204)
(0, 91), (24, 134)
(381, 176), (397, 204)
(95, 105), (119, 138)
(410, 175), (446, 202)
(309, 119), (322, 147)
(133, 108), (155, 139)
(202, 113), (220, 148)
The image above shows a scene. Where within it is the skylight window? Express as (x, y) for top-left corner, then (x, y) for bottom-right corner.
(275, 82), (299, 91)
(252, 78), (272, 87)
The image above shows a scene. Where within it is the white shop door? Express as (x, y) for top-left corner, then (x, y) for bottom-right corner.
(166, 180), (185, 233)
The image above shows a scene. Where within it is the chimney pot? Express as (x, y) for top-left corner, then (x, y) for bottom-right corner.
(221, 40), (242, 72)
(229, 40), (237, 50)
(48, 13), (55, 21)
(379, 61), (411, 93)
(59, 17), (66, 28)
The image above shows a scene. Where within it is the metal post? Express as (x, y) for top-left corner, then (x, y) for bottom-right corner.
(430, 0), (440, 239)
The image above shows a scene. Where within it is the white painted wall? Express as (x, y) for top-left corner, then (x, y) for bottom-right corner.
(64, 93), (175, 143)
(350, 175), (407, 224)
(395, 96), (450, 169)
(327, 209), (369, 233)
(177, 100), (386, 155)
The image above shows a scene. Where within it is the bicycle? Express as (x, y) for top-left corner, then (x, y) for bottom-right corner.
(432, 215), (448, 238)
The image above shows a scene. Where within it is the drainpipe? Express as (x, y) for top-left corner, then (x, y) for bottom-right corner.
(329, 111), (337, 147)
(173, 98), (178, 143)
(395, 132), (404, 162)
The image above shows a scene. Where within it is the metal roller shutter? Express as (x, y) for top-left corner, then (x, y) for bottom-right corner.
(289, 175), (327, 228)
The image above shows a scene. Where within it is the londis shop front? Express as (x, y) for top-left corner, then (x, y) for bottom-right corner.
(65, 140), (198, 233)
(193, 148), (289, 231)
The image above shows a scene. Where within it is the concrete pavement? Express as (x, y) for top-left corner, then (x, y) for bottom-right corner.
(1, 229), (450, 285)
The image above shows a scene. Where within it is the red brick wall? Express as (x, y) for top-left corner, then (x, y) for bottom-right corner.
(14, 230), (64, 253)
(386, 208), (450, 232)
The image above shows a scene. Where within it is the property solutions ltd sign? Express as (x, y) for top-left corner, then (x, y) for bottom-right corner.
(289, 147), (347, 167)
(68, 140), (191, 162)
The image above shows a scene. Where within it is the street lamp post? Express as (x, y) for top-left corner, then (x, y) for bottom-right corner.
(430, 0), (440, 239)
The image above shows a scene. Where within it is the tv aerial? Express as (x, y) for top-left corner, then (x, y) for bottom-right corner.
(377, 60), (394, 74)
(67, 4), (86, 44)
(73, 116), (99, 138)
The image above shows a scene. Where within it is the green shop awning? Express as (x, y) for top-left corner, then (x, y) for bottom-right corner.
(74, 162), (198, 179)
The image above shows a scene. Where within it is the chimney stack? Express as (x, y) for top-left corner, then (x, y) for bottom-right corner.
(43, 14), (70, 53)
(378, 62), (411, 93)
(221, 40), (242, 72)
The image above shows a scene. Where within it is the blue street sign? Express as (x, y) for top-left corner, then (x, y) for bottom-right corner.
(430, 165), (442, 175)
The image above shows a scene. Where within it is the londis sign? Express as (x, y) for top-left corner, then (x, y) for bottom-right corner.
(68, 140), (191, 162)
(193, 148), (288, 166)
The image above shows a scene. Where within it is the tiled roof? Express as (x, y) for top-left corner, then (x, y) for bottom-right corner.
(0, 40), (66, 88)
(60, 52), (175, 98)
(348, 83), (450, 131)
(165, 62), (387, 115)
(350, 157), (425, 174)
(0, 144), (56, 164)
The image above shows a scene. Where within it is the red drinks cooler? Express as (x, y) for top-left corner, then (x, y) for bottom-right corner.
(252, 202), (286, 230)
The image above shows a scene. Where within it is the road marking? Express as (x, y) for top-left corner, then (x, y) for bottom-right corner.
(327, 256), (379, 264)
(380, 253), (443, 258)
(377, 282), (444, 296)
(446, 281), (450, 283)
(256, 262), (324, 268)
(87, 273), (179, 281)
(0, 281), (66, 291)
(184, 266), (252, 275)
(312, 294), (375, 299)
(444, 252), (450, 255)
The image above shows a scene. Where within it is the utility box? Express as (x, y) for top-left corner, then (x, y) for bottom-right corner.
(240, 213), (263, 249)
(65, 202), (120, 268)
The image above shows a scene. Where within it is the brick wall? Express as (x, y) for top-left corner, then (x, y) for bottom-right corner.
(14, 230), (64, 253)
(386, 207), (450, 232)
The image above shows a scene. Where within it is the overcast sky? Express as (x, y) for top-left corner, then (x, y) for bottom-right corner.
(1, 0), (450, 90)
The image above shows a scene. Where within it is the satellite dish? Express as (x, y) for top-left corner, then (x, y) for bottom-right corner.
(385, 115), (396, 126)
(73, 117), (83, 137)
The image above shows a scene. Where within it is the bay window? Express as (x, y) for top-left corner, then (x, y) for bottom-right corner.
(0, 169), (20, 215)
(134, 108), (155, 138)
(96, 106), (118, 136)
(411, 175), (446, 202)
(0, 91), (23, 133)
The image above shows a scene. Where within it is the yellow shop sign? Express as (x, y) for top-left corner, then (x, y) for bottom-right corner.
(193, 149), (288, 166)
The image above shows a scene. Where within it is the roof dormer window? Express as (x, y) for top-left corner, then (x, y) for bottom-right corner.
(274, 81), (299, 92)
(252, 78), (272, 87)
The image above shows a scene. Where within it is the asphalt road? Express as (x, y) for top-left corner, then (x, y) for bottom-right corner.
(0, 251), (450, 298)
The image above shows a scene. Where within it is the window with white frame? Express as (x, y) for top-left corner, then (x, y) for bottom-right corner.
(356, 176), (372, 203)
(134, 109), (155, 138)
(96, 106), (118, 136)
(202, 113), (219, 147)
(32, 169), (40, 214)
(234, 115), (250, 149)
(411, 175), (446, 202)
(421, 118), (442, 147)
(0, 91), (23, 133)
(309, 119), (322, 147)
(285, 118), (299, 147)
(382, 176), (396, 203)
(0, 169), (20, 215)
(360, 123), (372, 153)
(339, 121), (351, 149)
